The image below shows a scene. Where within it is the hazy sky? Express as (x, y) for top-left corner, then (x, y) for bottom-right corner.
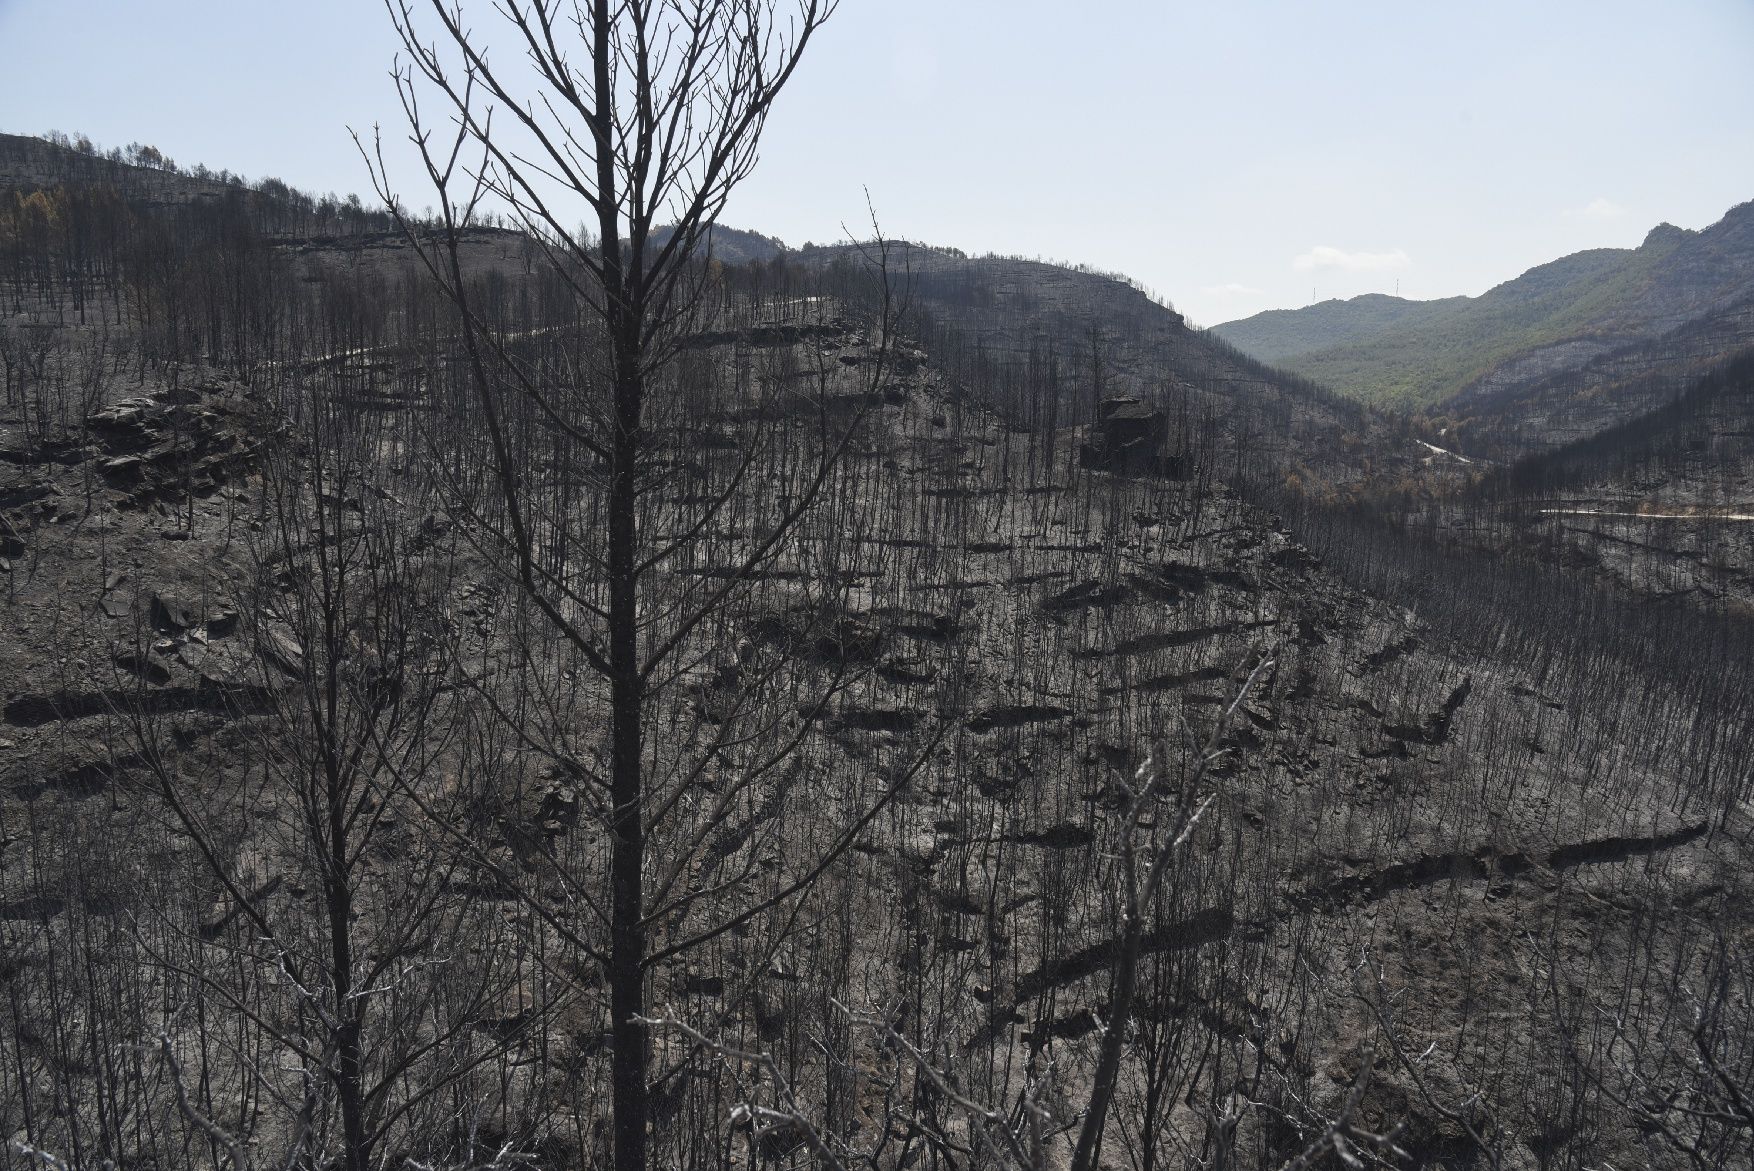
(3, 0), (1752, 326)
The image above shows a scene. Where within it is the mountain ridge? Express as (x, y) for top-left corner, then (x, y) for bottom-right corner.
(1207, 292), (1466, 364)
(1212, 200), (1754, 409)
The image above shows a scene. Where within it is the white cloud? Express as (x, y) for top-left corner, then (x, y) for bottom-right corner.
(1293, 245), (1411, 273)
(1565, 196), (1629, 222)
(1201, 282), (1264, 298)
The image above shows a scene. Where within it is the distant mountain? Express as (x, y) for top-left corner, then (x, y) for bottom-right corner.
(1211, 292), (1465, 364)
(1213, 202), (1754, 410)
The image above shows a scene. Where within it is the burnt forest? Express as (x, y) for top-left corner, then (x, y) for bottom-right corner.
(1, 5), (1752, 1170)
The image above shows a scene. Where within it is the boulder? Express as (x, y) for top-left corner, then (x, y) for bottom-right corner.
(150, 591), (202, 632)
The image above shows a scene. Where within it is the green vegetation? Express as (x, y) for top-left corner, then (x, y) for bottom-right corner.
(1287, 246), (1646, 406)
(1215, 204), (1754, 409)
(1210, 292), (1463, 363)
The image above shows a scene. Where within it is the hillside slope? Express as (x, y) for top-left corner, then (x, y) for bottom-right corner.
(0, 131), (235, 204)
(1451, 349), (1754, 607)
(1444, 289), (1754, 457)
(797, 244), (1440, 499)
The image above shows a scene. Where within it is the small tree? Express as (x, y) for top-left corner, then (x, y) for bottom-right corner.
(133, 377), (521, 1171)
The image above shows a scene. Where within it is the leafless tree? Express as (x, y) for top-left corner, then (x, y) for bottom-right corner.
(130, 376), (523, 1171)
(355, 5), (943, 1170)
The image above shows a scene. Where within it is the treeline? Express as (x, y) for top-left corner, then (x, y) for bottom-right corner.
(0, 169), (554, 432)
(1, 181), (319, 383)
(8, 131), (404, 238)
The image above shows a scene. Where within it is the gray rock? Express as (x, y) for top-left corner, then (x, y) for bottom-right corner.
(150, 591), (201, 631)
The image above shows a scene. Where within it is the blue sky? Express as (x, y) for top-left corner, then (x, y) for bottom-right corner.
(3, 0), (1751, 326)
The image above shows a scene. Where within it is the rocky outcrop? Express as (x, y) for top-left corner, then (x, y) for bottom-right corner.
(1079, 395), (1185, 476)
(86, 384), (268, 505)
